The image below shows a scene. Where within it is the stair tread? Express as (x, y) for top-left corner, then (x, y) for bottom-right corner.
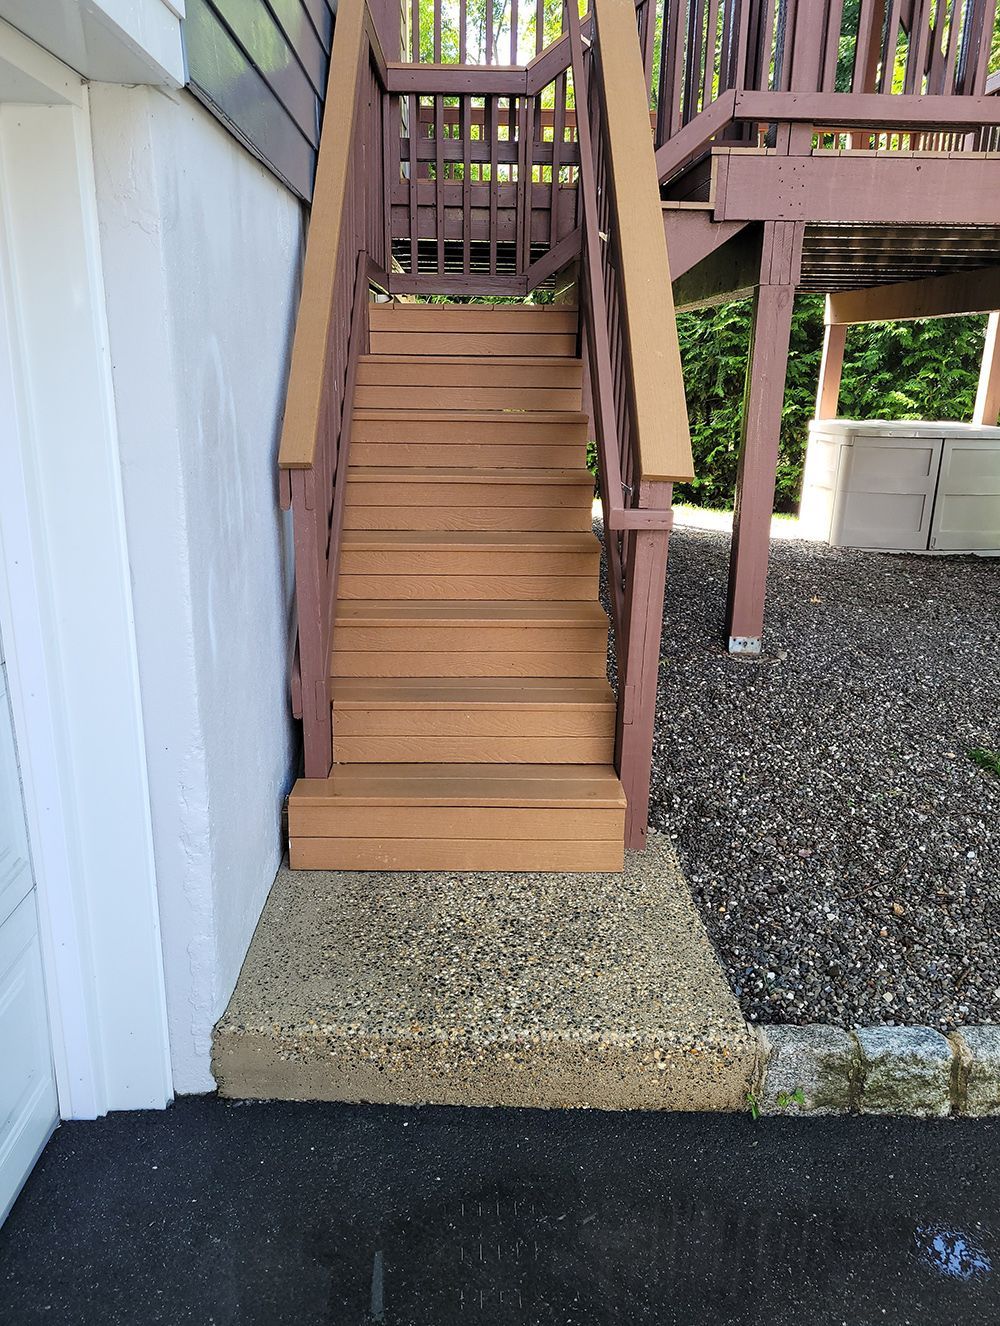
(347, 467), (592, 484)
(292, 763), (626, 808)
(341, 530), (597, 551)
(331, 677), (615, 708)
(334, 600), (606, 625)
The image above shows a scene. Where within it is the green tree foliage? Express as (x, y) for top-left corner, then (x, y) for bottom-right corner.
(674, 295), (987, 513)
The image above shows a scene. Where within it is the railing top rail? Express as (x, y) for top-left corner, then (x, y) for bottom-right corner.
(589, 0), (693, 484)
(279, 0), (379, 471)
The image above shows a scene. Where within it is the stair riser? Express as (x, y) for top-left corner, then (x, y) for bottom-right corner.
(354, 386), (583, 411)
(289, 838), (625, 872)
(332, 652), (607, 678)
(368, 308), (578, 333)
(338, 575), (598, 601)
(344, 507), (593, 532)
(332, 735), (615, 763)
(332, 708), (615, 737)
(352, 417), (587, 444)
(339, 550), (599, 577)
(289, 804), (620, 839)
(370, 331), (577, 357)
(346, 479), (593, 508)
(349, 443), (588, 469)
(333, 624), (607, 653)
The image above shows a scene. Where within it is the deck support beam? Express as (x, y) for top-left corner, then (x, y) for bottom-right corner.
(815, 311), (847, 419)
(974, 311), (1000, 426)
(726, 222), (803, 655)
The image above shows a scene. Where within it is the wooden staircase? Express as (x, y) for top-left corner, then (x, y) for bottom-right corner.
(287, 303), (627, 872)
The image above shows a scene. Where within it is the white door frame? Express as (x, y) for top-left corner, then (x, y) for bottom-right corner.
(0, 22), (173, 1116)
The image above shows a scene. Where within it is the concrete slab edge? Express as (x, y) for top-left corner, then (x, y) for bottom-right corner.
(750, 1023), (1000, 1118)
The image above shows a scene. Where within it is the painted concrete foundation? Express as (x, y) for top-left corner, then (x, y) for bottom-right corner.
(90, 84), (302, 1093)
(214, 836), (758, 1110)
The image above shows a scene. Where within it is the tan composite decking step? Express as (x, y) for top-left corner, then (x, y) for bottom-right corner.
(330, 676), (616, 763)
(354, 358), (583, 412)
(343, 466), (594, 532)
(288, 762), (626, 871)
(350, 409), (588, 468)
(368, 304), (579, 333)
(337, 530), (600, 600)
(331, 599), (609, 677)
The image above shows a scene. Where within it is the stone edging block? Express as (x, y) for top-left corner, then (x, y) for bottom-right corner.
(755, 1023), (1000, 1117)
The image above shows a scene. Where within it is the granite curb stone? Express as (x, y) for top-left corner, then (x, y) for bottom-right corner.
(758, 1024), (1000, 1117)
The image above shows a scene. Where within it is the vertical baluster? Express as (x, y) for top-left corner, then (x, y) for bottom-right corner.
(516, 94), (529, 274)
(487, 0), (495, 63)
(684, 0), (708, 118)
(411, 0), (420, 60)
(489, 95), (499, 273)
(657, 0), (684, 141)
(879, 0), (904, 91)
(940, 0), (962, 93)
(460, 0), (467, 61)
(436, 95), (445, 277)
(702, 0), (722, 105)
(852, 0), (881, 92)
(511, 0), (519, 63)
(820, 0), (845, 89)
(407, 92), (419, 272)
(536, 0), (544, 54)
(434, 0), (441, 59)
(462, 95), (472, 274)
(904, 0), (932, 93)
(550, 69), (566, 246)
(970, 0), (1000, 94)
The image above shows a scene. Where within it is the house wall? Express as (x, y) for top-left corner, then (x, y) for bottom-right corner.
(184, 0), (334, 200)
(90, 83), (302, 1092)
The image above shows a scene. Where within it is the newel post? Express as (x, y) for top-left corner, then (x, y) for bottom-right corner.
(617, 485), (673, 853)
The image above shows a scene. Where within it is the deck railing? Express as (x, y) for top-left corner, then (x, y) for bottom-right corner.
(568, 0), (694, 849)
(653, 0), (1000, 177)
(280, 0), (694, 848)
(278, 0), (389, 778)
(384, 51), (581, 292)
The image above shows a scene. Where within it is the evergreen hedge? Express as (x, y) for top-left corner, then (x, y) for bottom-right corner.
(675, 295), (988, 513)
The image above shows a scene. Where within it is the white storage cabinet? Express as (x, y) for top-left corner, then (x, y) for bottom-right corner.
(802, 420), (1000, 553)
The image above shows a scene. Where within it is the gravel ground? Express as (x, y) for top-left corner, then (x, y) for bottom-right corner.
(619, 525), (1000, 1029)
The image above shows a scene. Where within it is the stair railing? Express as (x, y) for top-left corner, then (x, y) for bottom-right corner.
(279, 0), (389, 778)
(567, 0), (694, 849)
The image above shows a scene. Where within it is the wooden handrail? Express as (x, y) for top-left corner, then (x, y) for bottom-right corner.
(591, 0), (693, 485)
(279, 0), (373, 471)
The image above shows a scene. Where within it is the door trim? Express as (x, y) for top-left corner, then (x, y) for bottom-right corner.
(0, 36), (172, 1115)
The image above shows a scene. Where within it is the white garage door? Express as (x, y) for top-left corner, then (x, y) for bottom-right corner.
(0, 632), (57, 1225)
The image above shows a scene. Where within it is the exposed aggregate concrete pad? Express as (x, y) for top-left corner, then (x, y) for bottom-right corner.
(214, 837), (756, 1110)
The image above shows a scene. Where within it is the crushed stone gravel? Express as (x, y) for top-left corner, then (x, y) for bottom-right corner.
(603, 522), (1000, 1030)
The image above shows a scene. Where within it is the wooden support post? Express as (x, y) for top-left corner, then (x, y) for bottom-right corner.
(617, 485), (673, 852)
(974, 311), (1000, 426)
(815, 310), (846, 420)
(726, 222), (802, 656)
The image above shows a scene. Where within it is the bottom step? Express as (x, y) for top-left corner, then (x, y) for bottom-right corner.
(288, 763), (626, 871)
(213, 837), (758, 1110)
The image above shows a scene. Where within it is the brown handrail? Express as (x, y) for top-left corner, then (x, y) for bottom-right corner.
(568, 0), (693, 848)
(279, 0), (387, 777)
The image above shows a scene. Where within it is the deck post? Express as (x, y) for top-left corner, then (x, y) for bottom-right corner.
(815, 307), (846, 419)
(726, 221), (802, 655)
(973, 311), (1000, 426)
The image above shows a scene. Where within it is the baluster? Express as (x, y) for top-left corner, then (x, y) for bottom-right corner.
(702, 0), (721, 105)
(411, 0), (420, 60)
(657, 0), (685, 141)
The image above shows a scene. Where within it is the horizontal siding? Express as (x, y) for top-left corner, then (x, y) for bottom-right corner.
(183, 0), (335, 200)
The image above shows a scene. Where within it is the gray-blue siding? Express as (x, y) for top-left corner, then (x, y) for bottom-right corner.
(183, 0), (335, 200)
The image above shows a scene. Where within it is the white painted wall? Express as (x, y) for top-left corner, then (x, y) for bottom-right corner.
(90, 83), (302, 1092)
